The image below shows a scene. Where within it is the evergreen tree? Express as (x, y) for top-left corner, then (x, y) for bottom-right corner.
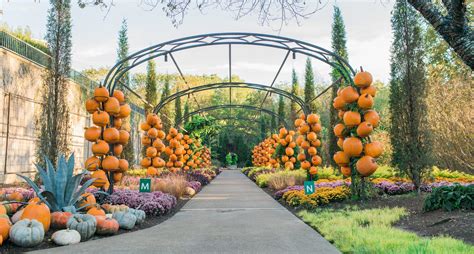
(290, 69), (299, 125)
(174, 86), (182, 127)
(145, 59), (158, 114)
(304, 58), (317, 112)
(160, 76), (172, 132)
(259, 117), (266, 140)
(37, 0), (72, 166)
(277, 94), (285, 126)
(329, 6), (349, 167)
(183, 99), (190, 125)
(116, 19), (135, 164)
(389, 0), (431, 191)
(271, 105), (278, 131)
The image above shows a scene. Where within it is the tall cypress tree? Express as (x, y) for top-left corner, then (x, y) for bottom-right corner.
(37, 0), (72, 166)
(183, 99), (190, 125)
(174, 86), (182, 127)
(116, 19), (135, 164)
(271, 105), (278, 131)
(277, 94), (285, 126)
(259, 117), (266, 140)
(160, 76), (172, 132)
(304, 58), (317, 112)
(290, 69), (299, 125)
(389, 0), (431, 191)
(145, 59), (158, 114)
(329, 6), (349, 167)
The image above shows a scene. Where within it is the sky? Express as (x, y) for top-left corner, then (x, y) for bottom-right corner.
(1, 0), (394, 86)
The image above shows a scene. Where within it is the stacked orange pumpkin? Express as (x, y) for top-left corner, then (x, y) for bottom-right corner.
(163, 127), (186, 173)
(181, 135), (195, 171)
(294, 113), (322, 176)
(197, 147), (212, 168)
(275, 128), (299, 170)
(84, 86), (131, 189)
(332, 68), (382, 178)
(251, 137), (275, 167)
(140, 113), (166, 177)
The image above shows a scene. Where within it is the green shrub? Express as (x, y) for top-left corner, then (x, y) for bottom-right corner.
(317, 167), (343, 180)
(248, 167), (270, 179)
(424, 184), (474, 211)
(299, 207), (474, 254)
(256, 173), (272, 188)
(369, 164), (399, 178)
(430, 166), (474, 180)
(267, 169), (306, 190)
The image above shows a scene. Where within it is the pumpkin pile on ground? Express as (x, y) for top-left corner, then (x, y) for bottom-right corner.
(332, 68), (382, 178)
(294, 113), (323, 176)
(163, 128), (186, 173)
(85, 87), (131, 189)
(140, 113), (166, 177)
(181, 135), (197, 171)
(273, 128), (300, 170)
(251, 137), (277, 167)
(196, 146), (212, 168)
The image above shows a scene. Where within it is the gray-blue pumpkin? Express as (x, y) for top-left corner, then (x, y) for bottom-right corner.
(9, 219), (44, 247)
(112, 211), (136, 230)
(66, 214), (96, 241)
(128, 209), (146, 225)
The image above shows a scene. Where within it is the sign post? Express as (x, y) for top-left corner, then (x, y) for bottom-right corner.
(304, 181), (315, 195)
(139, 178), (151, 193)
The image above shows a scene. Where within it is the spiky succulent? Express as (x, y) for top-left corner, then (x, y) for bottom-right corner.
(17, 153), (96, 213)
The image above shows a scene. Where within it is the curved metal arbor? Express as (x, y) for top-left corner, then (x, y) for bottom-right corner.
(176, 105), (290, 129)
(153, 82), (309, 115)
(104, 32), (355, 93)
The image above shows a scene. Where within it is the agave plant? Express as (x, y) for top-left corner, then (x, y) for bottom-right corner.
(17, 153), (96, 213)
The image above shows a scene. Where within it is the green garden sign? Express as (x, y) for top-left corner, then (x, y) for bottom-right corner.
(139, 178), (151, 192)
(304, 181), (315, 195)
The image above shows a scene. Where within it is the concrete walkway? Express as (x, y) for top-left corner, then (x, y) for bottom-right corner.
(32, 170), (339, 254)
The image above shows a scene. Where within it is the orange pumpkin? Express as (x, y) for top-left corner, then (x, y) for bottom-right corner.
(146, 147), (158, 157)
(0, 206), (5, 215)
(147, 128), (158, 138)
(95, 216), (119, 235)
(311, 155), (322, 166)
(113, 144), (123, 155)
(0, 217), (11, 241)
(307, 114), (319, 124)
(118, 159), (129, 172)
(340, 86), (359, 103)
(77, 193), (96, 210)
(341, 166), (351, 177)
(311, 123), (322, 133)
(21, 202), (51, 231)
(284, 161), (294, 170)
(92, 110), (110, 127)
(141, 157), (152, 168)
(354, 69), (373, 88)
(146, 167), (158, 176)
(113, 118), (123, 128)
(141, 122), (151, 131)
(85, 156), (100, 171)
(361, 85), (376, 97)
(103, 128), (120, 144)
(92, 140), (109, 156)
(333, 123), (345, 137)
(364, 110), (380, 127)
(8, 192), (24, 202)
(142, 136), (152, 146)
(311, 139), (321, 147)
(299, 124), (310, 134)
(118, 104), (131, 118)
(356, 156), (378, 176)
(94, 86), (109, 102)
(357, 94), (374, 109)
(364, 141), (383, 158)
(309, 167), (318, 175)
(51, 211), (72, 229)
(91, 170), (108, 188)
(146, 114), (159, 125)
(285, 147), (294, 156)
(356, 121), (373, 137)
(102, 156), (119, 171)
(333, 151), (350, 166)
(308, 147), (317, 156)
(87, 206), (106, 216)
(113, 90), (125, 104)
(294, 119), (305, 128)
(118, 130), (130, 144)
(85, 99), (100, 114)
(307, 132), (317, 142)
(297, 153), (306, 161)
(84, 126), (101, 142)
(343, 137), (363, 157)
(343, 111), (361, 127)
(104, 97), (120, 115)
(333, 96), (346, 110)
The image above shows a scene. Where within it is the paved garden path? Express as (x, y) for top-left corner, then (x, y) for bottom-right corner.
(32, 170), (340, 254)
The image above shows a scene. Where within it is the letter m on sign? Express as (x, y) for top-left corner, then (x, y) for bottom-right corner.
(304, 181), (315, 195)
(139, 178), (151, 193)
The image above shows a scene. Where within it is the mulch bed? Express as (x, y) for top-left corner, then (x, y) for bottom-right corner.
(261, 187), (473, 245)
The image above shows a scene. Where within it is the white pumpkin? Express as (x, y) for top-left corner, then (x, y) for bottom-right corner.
(51, 229), (81, 246)
(185, 187), (196, 196)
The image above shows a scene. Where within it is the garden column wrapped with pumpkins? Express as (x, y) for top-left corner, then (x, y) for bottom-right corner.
(332, 68), (383, 199)
(294, 113), (323, 178)
(140, 113), (166, 176)
(84, 86), (131, 193)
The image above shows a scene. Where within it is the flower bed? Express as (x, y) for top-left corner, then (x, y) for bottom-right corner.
(282, 186), (351, 209)
(101, 189), (177, 216)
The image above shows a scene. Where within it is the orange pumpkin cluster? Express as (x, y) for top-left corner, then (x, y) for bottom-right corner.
(140, 113), (166, 177)
(251, 137), (277, 167)
(191, 145), (212, 169)
(163, 127), (187, 173)
(276, 128), (299, 170)
(84, 87), (131, 189)
(332, 69), (383, 177)
(294, 113), (323, 175)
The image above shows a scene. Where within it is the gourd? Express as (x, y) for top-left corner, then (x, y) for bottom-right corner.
(20, 202), (51, 232)
(66, 214), (97, 241)
(51, 211), (73, 229)
(340, 86), (359, 103)
(128, 209), (146, 225)
(102, 156), (120, 171)
(101, 204), (129, 214)
(51, 229), (81, 246)
(87, 206), (106, 217)
(9, 219), (44, 247)
(112, 211), (136, 230)
(343, 111), (361, 127)
(94, 86), (109, 102)
(95, 216), (119, 235)
(333, 151), (350, 166)
(356, 121), (373, 137)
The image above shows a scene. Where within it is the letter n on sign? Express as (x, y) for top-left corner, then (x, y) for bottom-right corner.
(139, 178), (151, 193)
(304, 181), (315, 195)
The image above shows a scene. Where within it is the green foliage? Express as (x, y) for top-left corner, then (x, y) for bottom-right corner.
(299, 207), (474, 253)
(225, 153), (238, 166)
(248, 167), (271, 179)
(145, 59), (158, 113)
(289, 69), (299, 125)
(369, 165), (399, 179)
(17, 154), (96, 213)
(0, 24), (49, 54)
(183, 101), (190, 125)
(174, 86), (182, 126)
(160, 76), (172, 132)
(389, 0), (431, 190)
(266, 169), (307, 190)
(256, 173), (273, 187)
(277, 94), (285, 126)
(424, 184), (474, 212)
(304, 58), (317, 112)
(430, 167), (474, 180)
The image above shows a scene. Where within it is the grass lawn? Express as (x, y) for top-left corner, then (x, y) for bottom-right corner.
(299, 207), (474, 254)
